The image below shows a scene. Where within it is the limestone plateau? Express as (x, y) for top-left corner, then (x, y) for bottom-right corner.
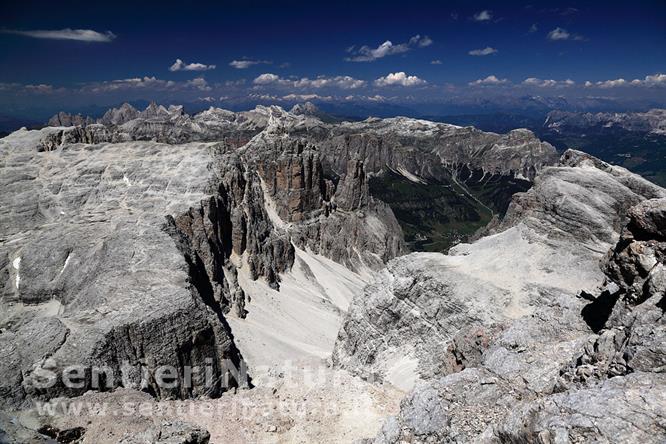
(0, 102), (664, 443)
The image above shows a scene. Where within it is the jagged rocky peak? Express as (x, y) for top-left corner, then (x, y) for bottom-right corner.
(138, 101), (186, 120)
(98, 102), (140, 125)
(47, 111), (94, 127)
(289, 101), (320, 116)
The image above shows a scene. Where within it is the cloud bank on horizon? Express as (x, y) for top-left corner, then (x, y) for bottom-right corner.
(0, 0), (664, 112)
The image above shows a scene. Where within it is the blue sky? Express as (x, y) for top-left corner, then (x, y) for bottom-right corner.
(1, 0), (665, 113)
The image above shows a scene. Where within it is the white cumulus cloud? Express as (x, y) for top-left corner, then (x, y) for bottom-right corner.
(253, 73), (284, 85)
(522, 78), (575, 87)
(473, 10), (493, 21)
(468, 47), (498, 56)
(547, 27), (570, 40)
(374, 72), (426, 87)
(631, 73), (666, 86)
(547, 27), (586, 41)
(3, 28), (116, 42)
(229, 59), (271, 69)
(468, 75), (509, 86)
(584, 73), (666, 88)
(185, 77), (212, 91)
(253, 73), (366, 89)
(169, 59), (216, 72)
(346, 35), (433, 62)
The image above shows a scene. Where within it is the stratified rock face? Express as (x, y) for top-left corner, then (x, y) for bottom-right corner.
(0, 131), (265, 408)
(496, 149), (665, 247)
(246, 131), (406, 271)
(333, 152), (666, 443)
(317, 119), (558, 181)
(256, 140), (326, 223)
(311, 118), (557, 251)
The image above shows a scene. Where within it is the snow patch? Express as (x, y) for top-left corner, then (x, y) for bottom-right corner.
(258, 176), (288, 229)
(12, 256), (21, 289)
(227, 246), (368, 373)
(385, 353), (420, 392)
(60, 253), (71, 274)
(395, 166), (428, 185)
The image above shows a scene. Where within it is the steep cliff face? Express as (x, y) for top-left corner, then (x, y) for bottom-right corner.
(312, 119), (556, 251)
(256, 140), (328, 223)
(246, 131), (406, 272)
(0, 133), (262, 408)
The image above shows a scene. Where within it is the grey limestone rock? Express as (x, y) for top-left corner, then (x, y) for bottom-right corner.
(341, 153), (666, 443)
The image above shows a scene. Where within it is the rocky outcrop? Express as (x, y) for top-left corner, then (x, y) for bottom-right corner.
(495, 149), (665, 248)
(118, 421), (210, 444)
(488, 196), (666, 443)
(561, 197), (666, 384)
(37, 124), (114, 151)
(334, 158), (369, 211)
(334, 152), (666, 443)
(0, 133), (257, 408)
(289, 101), (320, 116)
(334, 151), (663, 387)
